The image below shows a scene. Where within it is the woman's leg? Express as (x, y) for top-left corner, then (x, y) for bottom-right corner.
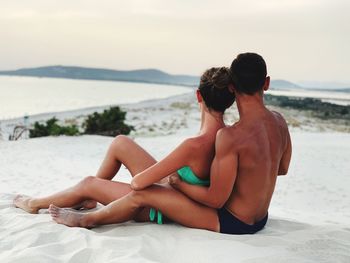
(49, 185), (220, 232)
(14, 136), (158, 213)
(95, 135), (157, 180)
(14, 177), (132, 213)
(76, 135), (159, 209)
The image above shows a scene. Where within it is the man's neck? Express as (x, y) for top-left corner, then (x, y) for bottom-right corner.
(235, 92), (267, 119)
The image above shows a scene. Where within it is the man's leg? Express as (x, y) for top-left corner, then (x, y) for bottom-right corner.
(49, 185), (220, 232)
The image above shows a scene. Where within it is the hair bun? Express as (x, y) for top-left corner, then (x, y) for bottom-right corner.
(198, 67), (235, 113)
(211, 67), (231, 90)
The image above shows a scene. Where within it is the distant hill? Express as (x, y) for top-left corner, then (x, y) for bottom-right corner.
(0, 66), (199, 87)
(332, 88), (350, 93)
(297, 81), (350, 89)
(2, 65), (342, 92)
(269, 79), (302, 90)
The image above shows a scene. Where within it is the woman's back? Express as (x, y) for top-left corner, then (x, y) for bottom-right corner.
(184, 133), (218, 181)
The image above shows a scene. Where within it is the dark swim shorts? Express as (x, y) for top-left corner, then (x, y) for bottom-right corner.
(218, 208), (268, 235)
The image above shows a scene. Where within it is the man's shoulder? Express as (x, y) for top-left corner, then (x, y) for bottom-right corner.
(271, 110), (284, 119)
(216, 125), (241, 148)
(217, 124), (240, 137)
(271, 110), (288, 128)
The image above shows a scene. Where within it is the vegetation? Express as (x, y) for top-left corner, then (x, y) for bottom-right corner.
(83, 106), (134, 136)
(29, 117), (79, 138)
(29, 107), (134, 138)
(265, 94), (350, 120)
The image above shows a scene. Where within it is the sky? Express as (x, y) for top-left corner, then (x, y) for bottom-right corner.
(0, 0), (349, 84)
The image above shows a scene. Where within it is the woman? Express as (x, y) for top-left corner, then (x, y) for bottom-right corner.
(14, 67), (235, 231)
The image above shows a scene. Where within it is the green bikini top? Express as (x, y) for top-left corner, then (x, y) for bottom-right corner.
(149, 166), (210, 225)
(177, 166), (210, 186)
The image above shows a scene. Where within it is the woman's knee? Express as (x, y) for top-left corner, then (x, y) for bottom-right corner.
(112, 135), (131, 146)
(110, 135), (132, 153)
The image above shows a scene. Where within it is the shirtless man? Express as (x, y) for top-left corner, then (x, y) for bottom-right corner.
(170, 52), (292, 234)
(48, 53), (291, 235)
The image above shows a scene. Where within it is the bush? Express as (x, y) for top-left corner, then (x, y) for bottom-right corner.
(264, 94), (350, 120)
(29, 117), (80, 138)
(83, 107), (134, 136)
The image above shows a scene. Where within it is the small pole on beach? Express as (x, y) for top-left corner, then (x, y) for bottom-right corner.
(24, 114), (29, 139)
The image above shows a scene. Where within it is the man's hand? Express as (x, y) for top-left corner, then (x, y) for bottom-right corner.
(168, 174), (182, 189)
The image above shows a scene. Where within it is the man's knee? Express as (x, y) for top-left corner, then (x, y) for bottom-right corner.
(128, 190), (147, 207)
(77, 176), (96, 192)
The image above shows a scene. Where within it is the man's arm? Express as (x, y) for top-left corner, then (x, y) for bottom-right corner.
(278, 128), (292, 175)
(170, 129), (238, 208)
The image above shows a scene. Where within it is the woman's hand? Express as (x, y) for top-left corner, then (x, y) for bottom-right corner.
(168, 174), (182, 189)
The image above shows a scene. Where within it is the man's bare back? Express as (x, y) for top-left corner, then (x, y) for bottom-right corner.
(223, 108), (291, 224)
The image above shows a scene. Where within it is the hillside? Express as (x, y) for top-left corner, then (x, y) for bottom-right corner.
(269, 79), (302, 90)
(1, 65), (340, 91)
(0, 66), (199, 87)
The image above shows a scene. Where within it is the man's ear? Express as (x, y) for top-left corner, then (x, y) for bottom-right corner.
(263, 76), (270, 91)
(228, 83), (235, 94)
(196, 89), (203, 102)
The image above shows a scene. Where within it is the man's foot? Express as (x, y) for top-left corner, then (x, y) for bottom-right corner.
(72, 200), (97, 210)
(49, 204), (91, 228)
(13, 195), (39, 214)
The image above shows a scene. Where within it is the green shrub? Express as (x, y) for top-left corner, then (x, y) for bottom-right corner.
(29, 117), (80, 138)
(29, 107), (133, 138)
(83, 107), (134, 136)
(264, 94), (350, 120)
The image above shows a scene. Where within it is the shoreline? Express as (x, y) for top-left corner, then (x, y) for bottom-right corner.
(0, 93), (194, 140)
(1, 91), (349, 141)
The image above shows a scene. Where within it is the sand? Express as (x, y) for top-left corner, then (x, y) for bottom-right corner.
(1, 91), (350, 262)
(1, 131), (350, 262)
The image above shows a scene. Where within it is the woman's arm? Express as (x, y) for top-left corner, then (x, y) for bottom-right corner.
(170, 129), (237, 208)
(131, 138), (195, 190)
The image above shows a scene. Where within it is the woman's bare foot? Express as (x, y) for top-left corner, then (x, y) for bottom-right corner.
(49, 204), (92, 228)
(72, 200), (97, 210)
(13, 195), (39, 214)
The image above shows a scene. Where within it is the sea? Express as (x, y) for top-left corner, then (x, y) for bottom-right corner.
(1, 76), (349, 121)
(0, 76), (192, 120)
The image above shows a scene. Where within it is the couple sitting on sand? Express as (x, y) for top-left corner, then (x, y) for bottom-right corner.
(14, 52), (292, 235)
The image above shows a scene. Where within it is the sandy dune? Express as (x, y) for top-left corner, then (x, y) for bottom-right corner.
(1, 133), (350, 262)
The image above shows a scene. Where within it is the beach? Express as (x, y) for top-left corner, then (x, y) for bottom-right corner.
(1, 92), (350, 262)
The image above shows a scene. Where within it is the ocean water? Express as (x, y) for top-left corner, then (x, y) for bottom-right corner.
(0, 76), (191, 119)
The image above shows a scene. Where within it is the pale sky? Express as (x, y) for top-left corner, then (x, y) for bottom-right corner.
(0, 0), (349, 84)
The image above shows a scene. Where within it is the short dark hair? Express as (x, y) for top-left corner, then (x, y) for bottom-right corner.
(230, 53), (267, 95)
(199, 67), (235, 113)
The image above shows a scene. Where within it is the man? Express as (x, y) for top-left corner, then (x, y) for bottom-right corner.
(170, 52), (292, 234)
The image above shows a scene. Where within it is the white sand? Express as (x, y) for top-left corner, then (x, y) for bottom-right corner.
(1, 132), (350, 262)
